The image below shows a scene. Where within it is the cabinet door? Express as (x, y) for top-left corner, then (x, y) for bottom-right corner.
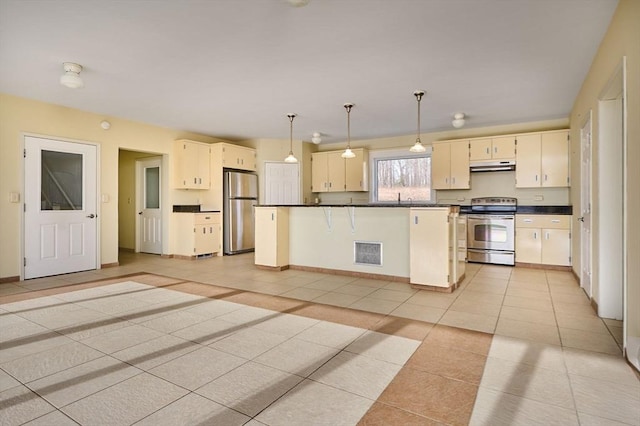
(237, 147), (256, 171)
(515, 227), (542, 263)
(327, 151), (346, 192)
(196, 144), (210, 188)
(449, 141), (470, 189)
(515, 134), (542, 188)
(409, 209), (450, 286)
(431, 143), (451, 189)
(255, 208), (277, 266)
(174, 141), (200, 189)
(469, 139), (492, 161)
(311, 152), (328, 192)
(542, 229), (571, 266)
(541, 131), (569, 187)
(345, 148), (368, 191)
(491, 136), (516, 159)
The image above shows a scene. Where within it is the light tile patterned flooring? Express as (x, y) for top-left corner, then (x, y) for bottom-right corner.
(0, 252), (638, 425)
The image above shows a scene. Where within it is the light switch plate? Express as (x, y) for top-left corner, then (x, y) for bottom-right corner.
(9, 192), (20, 203)
(101, 194), (110, 203)
(534, 195), (544, 201)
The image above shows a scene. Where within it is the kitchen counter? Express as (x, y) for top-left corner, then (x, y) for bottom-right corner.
(459, 205), (572, 215)
(255, 203), (459, 208)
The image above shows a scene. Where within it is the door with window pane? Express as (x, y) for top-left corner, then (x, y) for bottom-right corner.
(24, 136), (98, 279)
(137, 157), (162, 254)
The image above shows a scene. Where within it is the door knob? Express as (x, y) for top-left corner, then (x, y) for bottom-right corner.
(138, 212), (143, 215)
(87, 214), (96, 219)
(578, 217), (584, 222)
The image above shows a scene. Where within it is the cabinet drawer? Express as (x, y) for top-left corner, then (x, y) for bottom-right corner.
(194, 213), (220, 225)
(516, 215), (569, 229)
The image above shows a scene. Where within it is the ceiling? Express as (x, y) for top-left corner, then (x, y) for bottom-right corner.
(0, 0), (618, 144)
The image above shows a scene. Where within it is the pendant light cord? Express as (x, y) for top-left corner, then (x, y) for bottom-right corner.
(415, 91), (423, 144)
(345, 103), (353, 149)
(288, 114), (295, 153)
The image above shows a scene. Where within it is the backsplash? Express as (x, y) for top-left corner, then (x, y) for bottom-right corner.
(436, 171), (570, 205)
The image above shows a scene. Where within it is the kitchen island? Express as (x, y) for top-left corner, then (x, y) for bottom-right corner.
(255, 205), (465, 291)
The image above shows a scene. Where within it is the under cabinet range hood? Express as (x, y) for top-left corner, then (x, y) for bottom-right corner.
(469, 160), (516, 172)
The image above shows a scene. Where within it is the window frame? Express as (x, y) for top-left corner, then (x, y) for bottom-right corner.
(368, 147), (435, 205)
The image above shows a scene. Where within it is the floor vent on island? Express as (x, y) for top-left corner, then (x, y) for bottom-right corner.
(354, 241), (383, 266)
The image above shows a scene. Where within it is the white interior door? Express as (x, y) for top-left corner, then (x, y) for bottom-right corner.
(137, 157), (162, 254)
(580, 114), (592, 297)
(264, 162), (300, 205)
(24, 136), (98, 279)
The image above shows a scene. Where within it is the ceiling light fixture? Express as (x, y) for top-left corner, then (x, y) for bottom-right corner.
(311, 132), (322, 144)
(284, 113), (298, 163)
(341, 103), (356, 159)
(60, 62), (84, 89)
(287, 0), (310, 7)
(409, 90), (426, 153)
(452, 113), (466, 128)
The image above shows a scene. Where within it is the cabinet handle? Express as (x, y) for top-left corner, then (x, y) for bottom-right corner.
(486, 148), (489, 154)
(202, 227), (206, 234)
(551, 219), (560, 223)
(452, 177), (456, 184)
(533, 232), (537, 239)
(524, 219), (533, 223)
(199, 178), (202, 184)
(271, 213), (274, 221)
(544, 174), (548, 181)
(535, 175), (538, 182)
(414, 216), (418, 225)
(494, 146), (497, 153)
(194, 178), (197, 184)
(209, 226), (213, 233)
(546, 232), (550, 240)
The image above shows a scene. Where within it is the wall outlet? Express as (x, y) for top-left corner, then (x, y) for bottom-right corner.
(534, 195), (544, 201)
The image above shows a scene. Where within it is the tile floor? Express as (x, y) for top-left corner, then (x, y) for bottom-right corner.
(0, 252), (638, 425)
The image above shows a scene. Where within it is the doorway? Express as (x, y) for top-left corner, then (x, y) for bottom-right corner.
(137, 157), (162, 254)
(264, 162), (300, 205)
(23, 136), (99, 279)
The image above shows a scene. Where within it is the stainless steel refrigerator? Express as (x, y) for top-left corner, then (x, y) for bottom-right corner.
(223, 171), (258, 254)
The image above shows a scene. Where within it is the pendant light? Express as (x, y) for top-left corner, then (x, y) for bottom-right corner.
(409, 90), (426, 153)
(341, 103), (356, 159)
(284, 113), (298, 163)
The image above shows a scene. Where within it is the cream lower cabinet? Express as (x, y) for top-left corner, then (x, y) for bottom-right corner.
(409, 207), (461, 288)
(432, 140), (470, 190)
(515, 215), (571, 266)
(255, 207), (289, 269)
(173, 213), (221, 257)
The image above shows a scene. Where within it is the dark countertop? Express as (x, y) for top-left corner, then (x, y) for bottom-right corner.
(459, 205), (572, 215)
(255, 204), (459, 208)
(172, 205), (220, 213)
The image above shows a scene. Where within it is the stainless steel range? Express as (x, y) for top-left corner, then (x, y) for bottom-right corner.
(467, 197), (516, 266)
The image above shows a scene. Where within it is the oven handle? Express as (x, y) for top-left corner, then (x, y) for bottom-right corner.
(468, 215), (514, 221)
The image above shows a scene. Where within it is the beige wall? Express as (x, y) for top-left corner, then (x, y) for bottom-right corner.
(0, 94), (224, 279)
(568, 0), (640, 345)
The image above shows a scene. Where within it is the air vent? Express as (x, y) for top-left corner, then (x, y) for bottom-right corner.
(354, 241), (383, 266)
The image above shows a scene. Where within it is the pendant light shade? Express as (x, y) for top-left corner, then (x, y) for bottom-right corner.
(409, 90), (427, 153)
(284, 113), (298, 163)
(342, 103), (356, 159)
(60, 62), (84, 89)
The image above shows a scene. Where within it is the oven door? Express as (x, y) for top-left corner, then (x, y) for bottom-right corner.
(467, 215), (515, 251)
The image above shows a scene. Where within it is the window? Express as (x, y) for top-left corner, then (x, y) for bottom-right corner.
(370, 149), (434, 203)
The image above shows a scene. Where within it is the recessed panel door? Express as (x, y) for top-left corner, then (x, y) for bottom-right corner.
(138, 157), (162, 254)
(24, 136), (98, 279)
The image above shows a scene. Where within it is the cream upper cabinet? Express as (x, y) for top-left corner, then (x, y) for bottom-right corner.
(345, 148), (368, 191)
(220, 143), (256, 171)
(469, 136), (515, 161)
(173, 140), (210, 189)
(515, 214), (571, 266)
(432, 140), (470, 190)
(516, 130), (569, 188)
(311, 148), (368, 193)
